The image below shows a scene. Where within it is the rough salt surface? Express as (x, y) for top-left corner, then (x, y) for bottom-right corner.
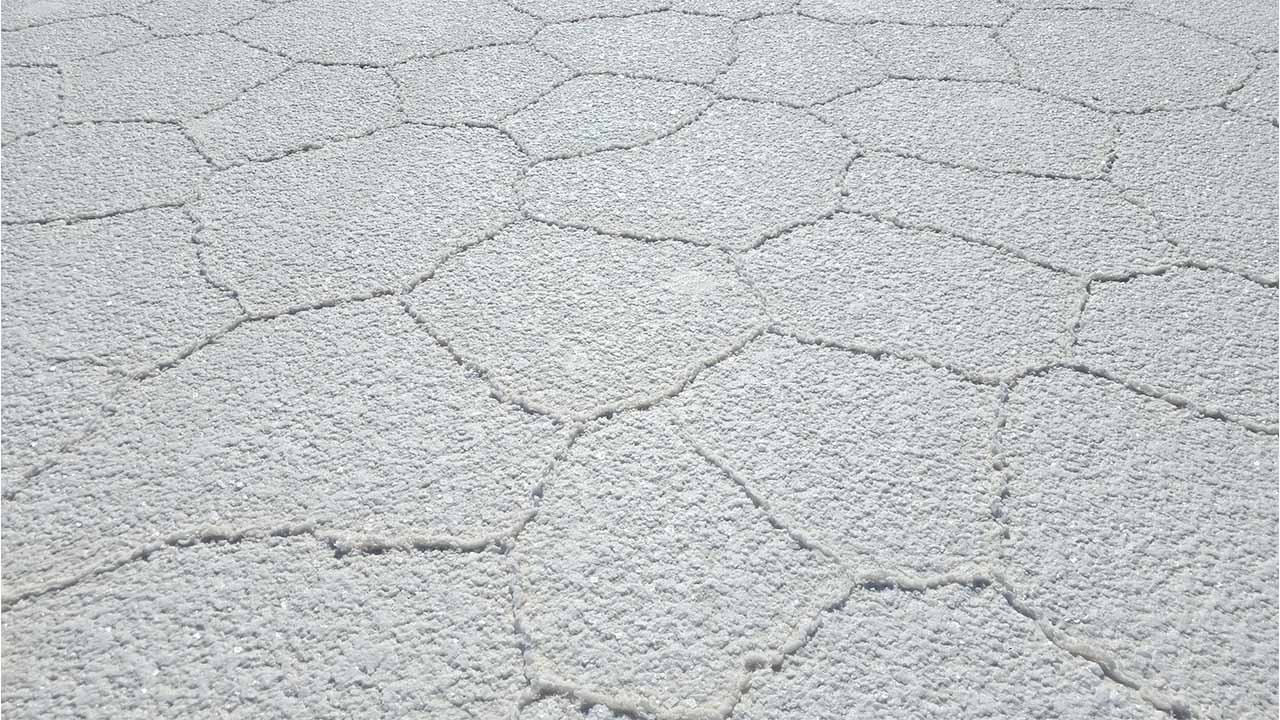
(1226, 53), (1279, 123)
(517, 412), (843, 716)
(843, 152), (1170, 274)
(1001, 9), (1255, 111)
(522, 100), (850, 250)
(1074, 269), (1279, 425)
(851, 24), (1018, 80)
(673, 334), (998, 572)
(713, 14), (884, 106)
(1, 122), (207, 222)
(186, 64), (401, 166)
(0, 353), (121, 486)
(534, 11), (734, 83)
(505, 74), (714, 160)
(1, 66), (60, 142)
(737, 585), (1164, 720)
(1, 299), (564, 593)
(1002, 370), (1278, 719)
(61, 34), (289, 122)
(196, 125), (523, 312)
(743, 213), (1080, 377)
(0, 15), (152, 64)
(1113, 108), (1278, 279)
(231, 0), (539, 65)
(0, 208), (241, 366)
(408, 221), (766, 418)
(1, 538), (524, 719)
(392, 44), (570, 125)
(815, 80), (1114, 177)
(797, 0), (1010, 25)
(0, 5), (1275, 719)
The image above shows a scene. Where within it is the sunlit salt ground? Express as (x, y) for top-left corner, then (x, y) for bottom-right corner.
(1, 0), (1277, 718)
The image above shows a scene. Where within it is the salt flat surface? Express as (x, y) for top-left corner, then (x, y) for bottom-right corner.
(1, 1), (1276, 718)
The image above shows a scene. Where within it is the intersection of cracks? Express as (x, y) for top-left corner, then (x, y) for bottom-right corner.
(6, 203), (1261, 719)
(7, 44), (1274, 578)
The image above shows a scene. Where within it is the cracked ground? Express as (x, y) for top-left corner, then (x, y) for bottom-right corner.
(0, 0), (1277, 717)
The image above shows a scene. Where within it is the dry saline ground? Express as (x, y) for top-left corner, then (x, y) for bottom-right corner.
(1, 0), (1277, 718)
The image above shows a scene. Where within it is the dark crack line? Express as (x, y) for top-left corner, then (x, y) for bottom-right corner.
(726, 569), (1005, 720)
(986, 381), (1015, 543)
(519, 566), (997, 720)
(3, 374), (131, 494)
(792, 8), (1012, 30)
(204, 117), (408, 169)
(805, 97), (1111, 180)
(382, 65), (409, 120)
(222, 25), (541, 68)
(515, 91), (718, 162)
(673, 419), (847, 569)
(991, 7), (1024, 82)
(992, 572), (1195, 719)
(182, 56), (300, 123)
(765, 324), (1278, 435)
(1011, 361), (1279, 435)
(37, 30), (296, 124)
(722, 251), (775, 325)
(197, 117), (408, 168)
(496, 71), (716, 162)
(713, 77), (887, 111)
(0, 60), (59, 69)
(0, 520), (526, 610)
(840, 141), (1139, 281)
(839, 206), (1085, 277)
(520, 210), (712, 249)
(1124, 6), (1265, 54)
(1062, 277), (1093, 353)
(0, 0), (161, 33)
(0, 23), (156, 65)
(181, 205), (250, 317)
(990, 8), (1255, 117)
(1, 198), (195, 227)
(400, 285), (771, 424)
(505, 425), (586, 712)
(766, 325), (1007, 387)
(124, 290), (395, 381)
